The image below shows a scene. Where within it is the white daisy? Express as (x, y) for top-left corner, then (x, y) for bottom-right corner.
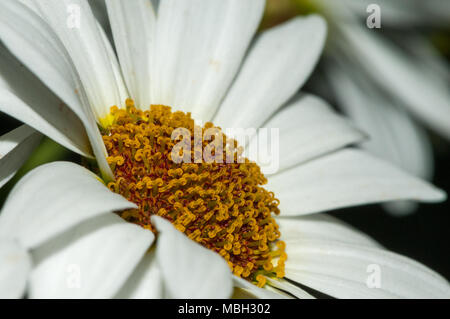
(0, 0), (449, 299)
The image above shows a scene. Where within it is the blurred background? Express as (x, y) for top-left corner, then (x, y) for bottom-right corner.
(0, 0), (449, 283)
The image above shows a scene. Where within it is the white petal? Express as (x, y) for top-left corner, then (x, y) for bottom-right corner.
(0, 125), (42, 189)
(0, 45), (91, 157)
(0, 162), (136, 249)
(277, 214), (380, 248)
(267, 149), (446, 216)
(0, 0), (114, 179)
(29, 214), (154, 299)
(335, 22), (450, 140)
(0, 239), (31, 299)
(151, 0), (265, 121)
(266, 277), (315, 299)
(325, 60), (434, 215)
(115, 250), (163, 299)
(214, 15), (327, 129)
(106, 0), (156, 108)
(248, 93), (365, 175)
(33, 0), (126, 119)
(152, 216), (233, 299)
(233, 276), (289, 299)
(283, 237), (450, 298)
(0, 0), (86, 120)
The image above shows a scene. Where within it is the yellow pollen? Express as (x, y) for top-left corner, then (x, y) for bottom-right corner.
(101, 100), (286, 285)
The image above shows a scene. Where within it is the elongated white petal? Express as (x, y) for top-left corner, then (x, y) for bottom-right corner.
(152, 216), (232, 298)
(283, 237), (450, 298)
(0, 0), (114, 179)
(266, 277), (315, 299)
(0, 240), (31, 299)
(214, 15), (326, 129)
(33, 0), (126, 119)
(248, 94), (365, 175)
(0, 125), (42, 189)
(115, 250), (163, 299)
(0, 0), (85, 120)
(233, 276), (289, 299)
(107, 0), (155, 108)
(267, 149), (446, 216)
(29, 214), (154, 299)
(0, 162), (136, 249)
(0, 45), (91, 157)
(277, 214), (380, 248)
(151, 0), (265, 121)
(97, 22), (129, 105)
(335, 22), (450, 140)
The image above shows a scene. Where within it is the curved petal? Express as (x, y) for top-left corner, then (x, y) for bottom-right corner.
(152, 216), (233, 299)
(277, 214), (380, 248)
(106, 0), (156, 108)
(282, 223), (450, 298)
(0, 45), (91, 157)
(266, 277), (315, 299)
(33, 0), (126, 120)
(115, 250), (163, 299)
(151, 0), (265, 121)
(0, 162), (136, 249)
(0, 0), (86, 120)
(233, 276), (289, 299)
(0, 239), (31, 299)
(248, 93), (366, 175)
(29, 214), (154, 299)
(0, 125), (42, 189)
(0, 0), (114, 179)
(267, 149), (446, 216)
(214, 15), (327, 129)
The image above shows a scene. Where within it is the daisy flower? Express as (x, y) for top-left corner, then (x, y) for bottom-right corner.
(0, 0), (449, 298)
(264, 0), (450, 215)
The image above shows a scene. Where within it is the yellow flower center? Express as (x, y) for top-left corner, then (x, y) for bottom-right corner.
(101, 99), (286, 286)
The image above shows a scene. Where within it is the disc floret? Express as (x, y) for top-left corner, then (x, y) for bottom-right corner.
(102, 99), (286, 285)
